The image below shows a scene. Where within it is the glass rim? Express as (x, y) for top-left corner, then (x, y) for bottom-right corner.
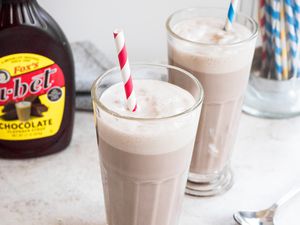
(166, 7), (258, 47)
(91, 63), (204, 121)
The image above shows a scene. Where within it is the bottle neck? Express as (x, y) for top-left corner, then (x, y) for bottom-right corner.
(2, 0), (37, 3)
(0, 0), (43, 28)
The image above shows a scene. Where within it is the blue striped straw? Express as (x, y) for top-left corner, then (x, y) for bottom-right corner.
(265, 1), (275, 45)
(294, 0), (300, 77)
(285, 0), (298, 78)
(265, 0), (280, 36)
(264, 0), (274, 78)
(224, 0), (239, 31)
(272, 0), (283, 80)
(265, 0), (276, 78)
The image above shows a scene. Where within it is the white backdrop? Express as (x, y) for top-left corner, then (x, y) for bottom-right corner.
(39, 0), (257, 62)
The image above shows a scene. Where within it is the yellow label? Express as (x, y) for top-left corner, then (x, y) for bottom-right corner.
(0, 53), (66, 141)
(0, 53), (54, 77)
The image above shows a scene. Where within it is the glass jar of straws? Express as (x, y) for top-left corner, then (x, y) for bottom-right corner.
(243, 0), (300, 118)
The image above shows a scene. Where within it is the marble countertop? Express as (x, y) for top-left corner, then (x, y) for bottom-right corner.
(1, 112), (300, 225)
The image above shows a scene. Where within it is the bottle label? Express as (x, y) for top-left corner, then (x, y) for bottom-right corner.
(0, 53), (65, 141)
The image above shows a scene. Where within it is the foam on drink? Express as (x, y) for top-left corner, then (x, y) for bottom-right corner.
(101, 79), (194, 118)
(169, 17), (253, 74)
(173, 18), (251, 45)
(99, 79), (196, 155)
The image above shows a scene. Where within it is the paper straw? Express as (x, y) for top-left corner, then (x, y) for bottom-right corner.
(285, 0), (298, 78)
(259, 0), (269, 75)
(113, 29), (137, 112)
(294, 0), (300, 77)
(224, 0), (239, 31)
(265, 0), (275, 78)
(272, 0), (283, 80)
(280, 2), (289, 80)
(265, 0), (275, 37)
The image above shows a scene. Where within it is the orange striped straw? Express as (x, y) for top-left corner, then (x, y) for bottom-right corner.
(280, 3), (289, 79)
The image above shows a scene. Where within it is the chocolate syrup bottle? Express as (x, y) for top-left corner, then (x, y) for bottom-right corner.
(0, 0), (75, 158)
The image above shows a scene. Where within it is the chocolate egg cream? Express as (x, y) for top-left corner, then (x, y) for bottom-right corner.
(167, 11), (257, 196)
(96, 79), (201, 225)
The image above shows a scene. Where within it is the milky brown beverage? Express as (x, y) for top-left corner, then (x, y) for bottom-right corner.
(15, 101), (32, 122)
(95, 79), (201, 225)
(167, 12), (257, 195)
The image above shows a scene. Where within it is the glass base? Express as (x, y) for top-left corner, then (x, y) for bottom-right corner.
(185, 168), (233, 197)
(243, 75), (300, 119)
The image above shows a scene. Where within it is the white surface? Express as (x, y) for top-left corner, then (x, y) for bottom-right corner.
(0, 112), (299, 225)
(38, 0), (257, 62)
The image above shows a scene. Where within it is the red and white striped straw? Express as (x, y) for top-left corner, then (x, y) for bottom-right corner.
(113, 29), (137, 112)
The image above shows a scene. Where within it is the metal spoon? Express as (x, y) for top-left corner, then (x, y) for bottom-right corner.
(233, 187), (300, 225)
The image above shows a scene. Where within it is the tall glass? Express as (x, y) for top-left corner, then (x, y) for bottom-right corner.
(166, 8), (258, 196)
(91, 64), (203, 225)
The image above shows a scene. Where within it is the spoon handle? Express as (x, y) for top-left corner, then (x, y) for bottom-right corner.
(272, 187), (300, 209)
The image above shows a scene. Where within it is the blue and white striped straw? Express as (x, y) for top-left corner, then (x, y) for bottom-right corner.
(262, 0), (275, 77)
(294, 0), (300, 77)
(224, 0), (240, 31)
(272, 0), (283, 80)
(285, 0), (298, 78)
(265, 0), (274, 79)
(265, 0), (276, 39)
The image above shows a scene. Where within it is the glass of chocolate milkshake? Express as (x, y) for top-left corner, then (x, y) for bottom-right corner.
(167, 8), (258, 196)
(91, 64), (203, 225)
